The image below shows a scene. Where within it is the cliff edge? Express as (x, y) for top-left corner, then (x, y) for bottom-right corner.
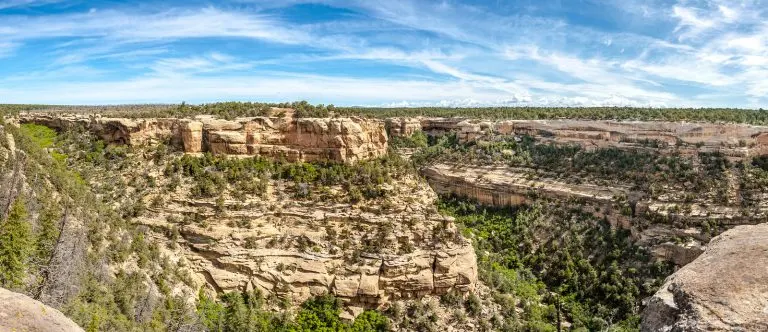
(641, 223), (768, 331)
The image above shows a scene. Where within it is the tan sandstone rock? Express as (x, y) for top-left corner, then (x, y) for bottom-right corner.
(641, 223), (768, 331)
(0, 287), (84, 332)
(17, 113), (388, 163)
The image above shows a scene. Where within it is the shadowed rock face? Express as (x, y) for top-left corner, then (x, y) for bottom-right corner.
(17, 113), (388, 163)
(641, 223), (768, 332)
(0, 287), (84, 332)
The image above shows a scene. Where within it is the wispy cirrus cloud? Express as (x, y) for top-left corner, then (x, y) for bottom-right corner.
(0, 0), (766, 107)
(0, 0), (61, 10)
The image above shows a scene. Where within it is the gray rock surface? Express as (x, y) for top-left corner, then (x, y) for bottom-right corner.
(641, 223), (768, 331)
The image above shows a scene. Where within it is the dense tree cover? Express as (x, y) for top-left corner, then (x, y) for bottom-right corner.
(165, 152), (412, 202)
(1, 101), (338, 120)
(438, 197), (673, 331)
(6, 104), (761, 331)
(5, 102), (768, 124)
(197, 291), (389, 332)
(0, 197), (34, 289)
(337, 106), (768, 124)
(389, 130), (428, 149)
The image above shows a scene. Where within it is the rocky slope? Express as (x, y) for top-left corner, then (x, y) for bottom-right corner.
(641, 223), (768, 331)
(136, 173), (477, 315)
(17, 112), (388, 163)
(1, 116), (482, 328)
(0, 287), (84, 332)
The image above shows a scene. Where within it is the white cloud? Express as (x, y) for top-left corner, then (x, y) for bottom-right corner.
(0, 0), (59, 10)
(0, 0), (766, 108)
(0, 41), (18, 58)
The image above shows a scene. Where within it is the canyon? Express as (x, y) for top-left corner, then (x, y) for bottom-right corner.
(4, 110), (768, 330)
(398, 117), (768, 160)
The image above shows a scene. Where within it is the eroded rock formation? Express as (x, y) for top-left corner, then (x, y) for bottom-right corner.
(641, 223), (768, 331)
(419, 162), (767, 266)
(0, 287), (84, 332)
(137, 174), (477, 311)
(385, 117), (422, 137)
(17, 113), (388, 163)
(416, 118), (768, 160)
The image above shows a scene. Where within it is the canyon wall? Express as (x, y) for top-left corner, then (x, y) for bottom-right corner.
(391, 117), (768, 160)
(17, 113), (388, 163)
(138, 175), (478, 314)
(420, 162), (768, 266)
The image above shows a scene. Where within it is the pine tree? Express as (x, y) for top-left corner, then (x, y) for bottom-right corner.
(35, 200), (61, 263)
(0, 197), (33, 289)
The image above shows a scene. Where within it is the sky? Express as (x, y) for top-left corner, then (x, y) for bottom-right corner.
(0, 0), (766, 108)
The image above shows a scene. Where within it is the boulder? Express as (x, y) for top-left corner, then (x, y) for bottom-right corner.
(0, 287), (84, 332)
(641, 223), (768, 331)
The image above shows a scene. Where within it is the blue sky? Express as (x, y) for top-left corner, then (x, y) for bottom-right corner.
(0, 0), (766, 107)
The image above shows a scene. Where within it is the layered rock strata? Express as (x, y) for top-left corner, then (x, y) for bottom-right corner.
(17, 113), (388, 163)
(385, 117), (422, 137)
(137, 175), (477, 310)
(416, 118), (768, 160)
(641, 223), (768, 331)
(420, 163), (768, 266)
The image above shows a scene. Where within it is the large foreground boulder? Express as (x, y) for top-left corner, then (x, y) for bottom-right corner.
(641, 223), (768, 331)
(0, 287), (83, 331)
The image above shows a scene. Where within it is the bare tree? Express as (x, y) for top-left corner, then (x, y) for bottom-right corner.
(35, 208), (87, 308)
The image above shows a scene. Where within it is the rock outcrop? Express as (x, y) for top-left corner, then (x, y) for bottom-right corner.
(17, 113), (388, 163)
(0, 287), (84, 332)
(420, 162), (767, 266)
(641, 223), (768, 331)
(137, 173), (477, 310)
(385, 118), (422, 137)
(416, 118), (768, 160)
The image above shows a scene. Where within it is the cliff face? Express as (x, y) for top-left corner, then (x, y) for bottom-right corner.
(408, 117), (768, 269)
(17, 113), (388, 163)
(385, 117), (422, 137)
(641, 223), (768, 331)
(138, 174), (477, 312)
(416, 118), (768, 160)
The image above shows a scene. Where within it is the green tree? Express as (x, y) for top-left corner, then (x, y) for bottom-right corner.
(35, 200), (61, 262)
(292, 294), (345, 332)
(350, 310), (390, 332)
(0, 197), (34, 288)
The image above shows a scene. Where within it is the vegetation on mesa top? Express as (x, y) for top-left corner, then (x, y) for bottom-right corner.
(3, 101), (768, 124)
(0, 101), (335, 119)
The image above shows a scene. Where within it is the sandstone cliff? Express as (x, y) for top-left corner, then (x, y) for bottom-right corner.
(0, 287), (84, 332)
(414, 118), (768, 160)
(16, 113), (388, 163)
(137, 173), (477, 313)
(641, 223), (768, 331)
